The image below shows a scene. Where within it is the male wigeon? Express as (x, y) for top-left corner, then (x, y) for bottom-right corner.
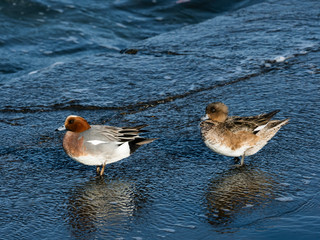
(57, 115), (156, 176)
(200, 102), (289, 166)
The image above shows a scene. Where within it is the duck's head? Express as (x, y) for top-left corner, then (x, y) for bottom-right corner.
(56, 115), (91, 133)
(204, 102), (228, 123)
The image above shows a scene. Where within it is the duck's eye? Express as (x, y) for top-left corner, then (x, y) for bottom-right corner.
(69, 119), (74, 124)
(210, 107), (216, 113)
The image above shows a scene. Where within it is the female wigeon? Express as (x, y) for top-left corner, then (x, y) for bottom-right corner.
(200, 102), (289, 166)
(57, 115), (156, 176)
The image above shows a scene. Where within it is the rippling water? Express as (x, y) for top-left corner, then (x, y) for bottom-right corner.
(0, 0), (261, 77)
(1, 0), (320, 239)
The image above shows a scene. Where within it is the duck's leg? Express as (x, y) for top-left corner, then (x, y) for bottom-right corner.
(240, 154), (245, 166)
(99, 163), (106, 176)
(96, 166), (100, 176)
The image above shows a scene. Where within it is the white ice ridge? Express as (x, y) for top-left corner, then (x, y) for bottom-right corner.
(275, 56), (286, 62)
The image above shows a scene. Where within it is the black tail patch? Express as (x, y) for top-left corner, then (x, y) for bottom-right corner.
(128, 137), (157, 154)
(262, 110), (280, 120)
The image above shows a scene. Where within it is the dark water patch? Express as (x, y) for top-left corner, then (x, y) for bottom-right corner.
(65, 178), (148, 238)
(0, 116), (24, 126)
(121, 48), (188, 56)
(114, 0), (264, 28)
(0, 0), (55, 19)
(0, 63), (24, 74)
(205, 166), (277, 228)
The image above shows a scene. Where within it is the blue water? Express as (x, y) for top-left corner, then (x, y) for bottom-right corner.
(1, 0), (320, 239)
(0, 0), (261, 77)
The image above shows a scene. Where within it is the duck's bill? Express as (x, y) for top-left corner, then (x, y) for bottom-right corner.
(201, 114), (209, 121)
(56, 125), (66, 131)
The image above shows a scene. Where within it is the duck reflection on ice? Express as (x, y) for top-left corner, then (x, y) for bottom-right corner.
(66, 178), (144, 237)
(205, 166), (276, 226)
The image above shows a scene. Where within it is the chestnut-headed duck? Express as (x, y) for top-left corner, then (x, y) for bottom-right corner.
(200, 102), (289, 166)
(57, 115), (156, 176)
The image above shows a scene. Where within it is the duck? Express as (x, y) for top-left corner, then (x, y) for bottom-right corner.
(57, 115), (156, 176)
(200, 102), (289, 166)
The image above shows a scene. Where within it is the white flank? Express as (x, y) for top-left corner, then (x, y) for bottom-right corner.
(74, 142), (131, 166)
(204, 140), (248, 157)
(87, 140), (108, 145)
